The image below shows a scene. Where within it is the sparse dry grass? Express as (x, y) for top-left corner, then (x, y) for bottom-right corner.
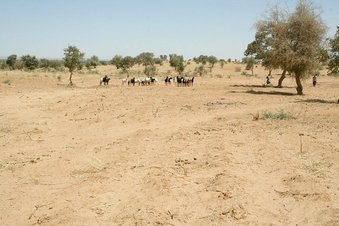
(0, 64), (338, 225)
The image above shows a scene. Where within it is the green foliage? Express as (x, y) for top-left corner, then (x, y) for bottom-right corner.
(63, 45), (85, 84)
(86, 55), (100, 69)
(193, 55), (208, 65)
(135, 52), (154, 67)
(15, 60), (24, 70)
(160, 55), (168, 60)
(0, 60), (8, 70)
(154, 57), (163, 65)
(246, 0), (327, 95)
(6, 54), (17, 70)
(144, 65), (157, 76)
(21, 55), (39, 70)
(2, 79), (11, 85)
(169, 54), (185, 74)
(241, 71), (248, 76)
(242, 57), (256, 75)
(99, 60), (109, 65)
(120, 56), (135, 73)
(111, 55), (123, 69)
(49, 60), (64, 71)
(194, 65), (207, 76)
(328, 26), (339, 75)
(262, 110), (294, 120)
(207, 55), (218, 72)
(111, 55), (134, 75)
(64, 46), (84, 73)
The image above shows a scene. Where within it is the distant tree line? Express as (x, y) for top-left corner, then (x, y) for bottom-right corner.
(1, 54), (62, 71)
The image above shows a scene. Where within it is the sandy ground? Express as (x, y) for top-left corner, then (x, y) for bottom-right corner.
(0, 63), (338, 225)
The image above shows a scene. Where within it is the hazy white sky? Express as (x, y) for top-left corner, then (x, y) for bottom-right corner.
(0, 0), (338, 60)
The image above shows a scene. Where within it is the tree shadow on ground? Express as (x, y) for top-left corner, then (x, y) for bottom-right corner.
(231, 84), (265, 88)
(295, 99), (339, 104)
(231, 84), (295, 89)
(245, 89), (296, 96)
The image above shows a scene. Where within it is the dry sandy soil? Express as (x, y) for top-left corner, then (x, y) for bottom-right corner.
(0, 63), (338, 225)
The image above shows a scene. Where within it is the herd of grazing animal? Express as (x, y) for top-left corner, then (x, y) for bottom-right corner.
(100, 75), (194, 87)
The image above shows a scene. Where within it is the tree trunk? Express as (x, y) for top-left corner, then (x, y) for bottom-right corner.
(251, 67), (254, 76)
(295, 73), (303, 95)
(277, 70), (286, 88)
(69, 71), (73, 85)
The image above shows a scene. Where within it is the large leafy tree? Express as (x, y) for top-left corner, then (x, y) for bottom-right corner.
(111, 55), (123, 69)
(21, 55), (39, 70)
(135, 52), (155, 75)
(285, 0), (327, 94)
(246, 0), (327, 94)
(86, 55), (100, 69)
(63, 45), (85, 85)
(135, 52), (154, 67)
(328, 26), (339, 75)
(193, 55), (208, 65)
(111, 55), (134, 76)
(6, 54), (17, 70)
(207, 56), (218, 72)
(242, 57), (256, 76)
(169, 54), (185, 74)
(245, 7), (289, 87)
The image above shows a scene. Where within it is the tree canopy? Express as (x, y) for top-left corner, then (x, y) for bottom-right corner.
(6, 54), (17, 70)
(245, 0), (327, 94)
(169, 54), (185, 74)
(63, 45), (85, 85)
(111, 55), (135, 76)
(328, 26), (339, 75)
(21, 55), (39, 70)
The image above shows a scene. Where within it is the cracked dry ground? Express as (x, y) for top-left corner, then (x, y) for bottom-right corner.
(1, 75), (338, 225)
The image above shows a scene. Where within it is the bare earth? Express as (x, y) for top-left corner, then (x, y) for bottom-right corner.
(0, 63), (338, 225)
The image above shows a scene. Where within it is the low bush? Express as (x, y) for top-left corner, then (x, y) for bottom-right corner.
(262, 110), (294, 120)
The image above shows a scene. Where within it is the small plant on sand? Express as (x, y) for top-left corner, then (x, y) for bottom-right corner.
(241, 71), (248, 76)
(194, 65), (207, 76)
(262, 110), (294, 120)
(2, 79), (11, 85)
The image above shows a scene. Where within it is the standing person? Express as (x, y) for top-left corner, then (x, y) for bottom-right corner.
(266, 75), (271, 86)
(312, 75), (317, 87)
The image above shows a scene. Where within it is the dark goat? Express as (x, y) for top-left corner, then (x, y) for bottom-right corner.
(128, 77), (136, 86)
(185, 77), (194, 86)
(165, 76), (173, 85)
(100, 75), (110, 85)
(176, 76), (185, 86)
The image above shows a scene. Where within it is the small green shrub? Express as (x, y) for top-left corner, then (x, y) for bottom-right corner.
(262, 110), (294, 120)
(2, 79), (11, 85)
(328, 72), (339, 77)
(241, 71), (248, 76)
